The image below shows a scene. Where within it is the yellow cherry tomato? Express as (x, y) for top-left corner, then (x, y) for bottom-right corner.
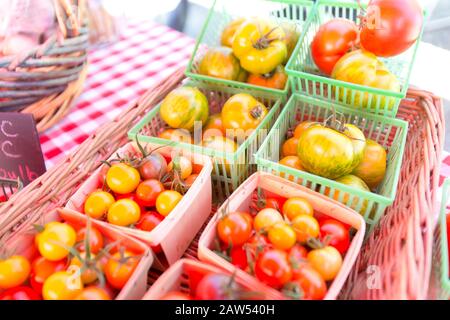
(168, 156), (193, 180)
(268, 222), (297, 251)
(282, 197), (314, 221)
(232, 18), (287, 74)
(107, 199), (141, 227)
(0, 255), (31, 289)
(307, 246), (343, 281)
(42, 270), (84, 300)
(253, 208), (283, 232)
(291, 214), (320, 243)
(106, 163), (140, 195)
(84, 190), (115, 219)
(37, 222), (77, 261)
(156, 190), (183, 217)
(221, 93), (268, 139)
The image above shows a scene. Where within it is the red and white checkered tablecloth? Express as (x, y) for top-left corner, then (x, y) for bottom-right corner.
(39, 20), (450, 189)
(39, 20), (195, 168)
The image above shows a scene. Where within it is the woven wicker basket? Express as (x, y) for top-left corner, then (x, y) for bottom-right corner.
(0, 0), (89, 132)
(0, 69), (444, 300)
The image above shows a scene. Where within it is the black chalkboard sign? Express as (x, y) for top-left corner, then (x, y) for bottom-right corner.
(0, 113), (46, 186)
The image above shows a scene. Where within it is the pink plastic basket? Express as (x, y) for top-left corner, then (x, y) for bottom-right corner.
(143, 258), (279, 300)
(2, 208), (153, 300)
(65, 141), (213, 269)
(198, 172), (366, 300)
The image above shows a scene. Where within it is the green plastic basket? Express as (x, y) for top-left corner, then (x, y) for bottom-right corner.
(254, 93), (408, 233)
(431, 179), (450, 299)
(185, 0), (316, 97)
(128, 80), (282, 201)
(285, 0), (426, 117)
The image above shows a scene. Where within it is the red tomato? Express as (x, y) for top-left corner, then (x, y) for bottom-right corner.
(311, 18), (358, 75)
(0, 286), (40, 300)
(195, 273), (242, 300)
(230, 246), (248, 270)
(135, 179), (165, 207)
(29, 256), (67, 294)
(319, 219), (350, 255)
(217, 212), (253, 247)
(360, 0), (423, 57)
(264, 197), (286, 211)
(288, 264), (327, 300)
(135, 211), (164, 232)
(255, 249), (292, 289)
(76, 226), (104, 254)
(288, 244), (308, 264)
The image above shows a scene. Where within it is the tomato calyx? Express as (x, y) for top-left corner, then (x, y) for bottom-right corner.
(249, 105), (266, 120)
(306, 237), (325, 250)
(282, 281), (305, 300)
(252, 26), (283, 50)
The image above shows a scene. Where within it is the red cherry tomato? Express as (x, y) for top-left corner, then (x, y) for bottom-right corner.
(135, 211), (164, 232)
(319, 218), (350, 255)
(0, 286), (40, 300)
(288, 264), (327, 300)
(217, 212), (253, 247)
(311, 18), (358, 75)
(230, 246), (248, 270)
(360, 0), (423, 57)
(264, 197), (286, 211)
(29, 256), (67, 294)
(135, 179), (165, 207)
(255, 249), (292, 289)
(288, 244), (308, 264)
(76, 226), (104, 254)
(195, 273), (242, 300)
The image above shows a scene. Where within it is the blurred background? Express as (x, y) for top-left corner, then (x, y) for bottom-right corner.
(101, 0), (450, 148)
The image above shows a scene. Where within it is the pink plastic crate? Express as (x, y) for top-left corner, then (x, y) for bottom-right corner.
(65, 142), (213, 269)
(198, 172), (366, 300)
(143, 258), (280, 300)
(3, 208), (153, 300)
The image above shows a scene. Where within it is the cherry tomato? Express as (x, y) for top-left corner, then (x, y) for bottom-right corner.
(291, 214), (320, 243)
(288, 244), (308, 264)
(0, 286), (40, 300)
(217, 212), (253, 247)
(161, 291), (192, 300)
(184, 174), (198, 188)
(281, 137), (299, 157)
(230, 246), (248, 270)
(42, 270), (83, 300)
(287, 264), (327, 300)
(84, 191), (115, 220)
(76, 226), (104, 254)
(195, 273), (242, 300)
(70, 252), (104, 284)
(74, 286), (112, 300)
(115, 193), (145, 212)
(138, 152), (168, 180)
(282, 197), (314, 221)
(36, 222), (77, 261)
(360, 0), (423, 57)
(311, 18), (358, 75)
(253, 208), (283, 232)
(135, 211), (164, 232)
(247, 65), (287, 90)
(156, 190), (183, 217)
(0, 255), (31, 289)
(246, 233), (272, 261)
(255, 249), (292, 288)
(319, 219), (350, 255)
(104, 251), (139, 290)
(30, 256), (67, 294)
(263, 197), (286, 211)
(268, 222), (296, 251)
(107, 199), (141, 227)
(135, 179), (165, 207)
(293, 121), (316, 138)
(168, 156), (193, 180)
(307, 246), (342, 281)
(106, 163), (140, 195)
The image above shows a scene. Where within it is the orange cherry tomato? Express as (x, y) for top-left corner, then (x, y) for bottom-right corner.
(74, 286), (112, 300)
(42, 270), (83, 300)
(84, 191), (115, 220)
(217, 212), (253, 247)
(293, 121), (316, 138)
(282, 197), (314, 221)
(291, 214), (320, 243)
(253, 208), (283, 232)
(281, 137), (299, 157)
(135, 179), (165, 207)
(156, 190), (183, 217)
(307, 246), (342, 281)
(288, 263), (327, 300)
(104, 251), (139, 290)
(30, 256), (67, 294)
(268, 222), (296, 251)
(0, 255), (31, 289)
(247, 66), (288, 90)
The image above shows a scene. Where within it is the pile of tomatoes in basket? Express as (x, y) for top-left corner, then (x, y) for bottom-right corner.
(83, 147), (199, 232)
(198, 17), (299, 90)
(311, 0), (422, 106)
(215, 195), (351, 299)
(0, 220), (140, 300)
